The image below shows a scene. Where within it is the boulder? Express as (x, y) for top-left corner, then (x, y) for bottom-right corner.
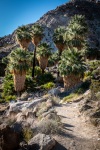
(28, 133), (56, 150)
(7, 98), (46, 116)
(48, 87), (61, 96)
(0, 123), (20, 150)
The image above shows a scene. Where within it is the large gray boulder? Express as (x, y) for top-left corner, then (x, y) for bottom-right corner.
(48, 86), (61, 96)
(28, 133), (56, 150)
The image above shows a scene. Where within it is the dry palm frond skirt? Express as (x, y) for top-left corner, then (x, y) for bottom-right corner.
(63, 74), (81, 91)
(55, 43), (65, 53)
(13, 72), (26, 92)
(17, 39), (31, 50)
(32, 36), (42, 46)
(37, 56), (48, 71)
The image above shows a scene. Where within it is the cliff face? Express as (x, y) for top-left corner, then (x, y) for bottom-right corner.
(0, 0), (100, 60)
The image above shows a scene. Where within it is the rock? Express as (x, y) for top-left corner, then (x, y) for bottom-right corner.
(48, 87), (61, 96)
(7, 98), (46, 116)
(80, 104), (92, 113)
(46, 100), (53, 109)
(28, 133), (56, 150)
(0, 123), (20, 150)
(20, 92), (30, 101)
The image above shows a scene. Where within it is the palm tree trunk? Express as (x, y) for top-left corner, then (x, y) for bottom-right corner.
(32, 46), (36, 78)
(63, 75), (81, 91)
(13, 72), (26, 92)
(37, 56), (48, 74)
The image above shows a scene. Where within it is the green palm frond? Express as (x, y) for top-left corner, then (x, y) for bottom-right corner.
(59, 48), (87, 76)
(30, 24), (44, 37)
(53, 27), (66, 44)
(16, 25), (31, 41)
(8, 48), (32, 74)
(36, 43), (52, 58)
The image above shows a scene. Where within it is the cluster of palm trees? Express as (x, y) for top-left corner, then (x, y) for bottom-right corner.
(8, 24), (52, 95)
(8, 14), (88, 95)
(53, 15), (88, 90)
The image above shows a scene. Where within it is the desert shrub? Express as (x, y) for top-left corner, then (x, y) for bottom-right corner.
(3, 95), (16, 102)
(50, 96), (61, 105)
(37, 119), (61, 134)
(37, 72), (54, 85)
(75, 80), (90, 94)
(63, 93), (79, 103)
(84, 60), (100, 80)
(34, 66), (42, 76)
(1, 74), (16, 101)
(22, 128), (33, 142)
(25, 75), (37, 91)
(41, 82), (55, 90)
(37, 102), (48, 117)
(90, 80), (100, 94)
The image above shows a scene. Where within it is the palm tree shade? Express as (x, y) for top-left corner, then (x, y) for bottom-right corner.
(16, 25), (31, 50)
(30, 24), (44, 77)
(59, 48), (86, 90)
(9, 48), (32, 94)
(36, 43), (52, 73)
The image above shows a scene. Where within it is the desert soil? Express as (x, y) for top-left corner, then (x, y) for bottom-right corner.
(53, 102), (100, 150)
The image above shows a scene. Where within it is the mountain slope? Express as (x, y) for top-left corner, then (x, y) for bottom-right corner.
(0, 0), (100, 60)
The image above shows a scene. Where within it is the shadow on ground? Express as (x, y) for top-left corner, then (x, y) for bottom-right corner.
(52, 142), (67, 150)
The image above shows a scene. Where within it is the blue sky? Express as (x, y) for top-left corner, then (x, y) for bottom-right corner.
(0, 0), (69, 37)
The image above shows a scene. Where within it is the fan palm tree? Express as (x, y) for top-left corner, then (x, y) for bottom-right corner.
(16, 25), (31, 50)
(36, 43), (52, 73)
(59, 48), (86, 90)
(30, 24), (44, 77)
(53, 27), (66, 55)
(64, 15), (88, 50)
(8, 48), (32, 96)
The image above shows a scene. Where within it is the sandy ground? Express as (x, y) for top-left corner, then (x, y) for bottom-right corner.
(53, 102), (100, 150)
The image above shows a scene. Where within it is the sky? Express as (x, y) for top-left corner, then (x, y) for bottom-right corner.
(0, 0), (69, 37)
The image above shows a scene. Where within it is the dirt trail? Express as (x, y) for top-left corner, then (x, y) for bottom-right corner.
(53, 102), (100, 150)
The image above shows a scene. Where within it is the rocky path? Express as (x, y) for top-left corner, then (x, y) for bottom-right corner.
(53, 102), (100, 150)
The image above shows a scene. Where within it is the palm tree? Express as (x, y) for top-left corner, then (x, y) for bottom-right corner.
(36, 43), (52, 73)
(53, 27), (66, 55)
(64, 15), (88, 50)
(30, 24), (44, 77)
(59, 48), (86, 90)
(8, 48), (32, 96)
(16, 25), (31, 50)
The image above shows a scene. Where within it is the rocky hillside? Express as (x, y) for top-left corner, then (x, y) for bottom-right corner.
(0, 0), (100, 60)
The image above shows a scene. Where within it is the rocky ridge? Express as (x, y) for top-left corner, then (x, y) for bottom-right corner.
(0, 0), (100, 60)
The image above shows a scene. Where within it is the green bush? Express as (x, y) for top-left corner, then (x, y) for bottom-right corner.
(1, 74), (16, 101)
(25, 75), (37, 91)
(90, 80), (100, 94)
(37, 119), (61, 134)
(75, 80), (90, 94)
(34, 66), (42, 76)
(37, 72), (54, 85)
(41, 82), (55, 90)
(22, 128), (33, 142)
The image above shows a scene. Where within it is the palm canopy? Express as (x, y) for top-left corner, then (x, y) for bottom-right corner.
(8, 48), (32, 74)
(36, 43), (52, 58)
(59, 48), (87, 76)
(53, 27), (66, 44)
(64, 15), (88, 49)
(16, 25), (31, 41)
(30, 24), (44, 37)
(69, 15), (88, 27)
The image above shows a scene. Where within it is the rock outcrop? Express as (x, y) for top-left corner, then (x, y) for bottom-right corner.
(0, 0), (100, 61)
(0, 123), (20, 150)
